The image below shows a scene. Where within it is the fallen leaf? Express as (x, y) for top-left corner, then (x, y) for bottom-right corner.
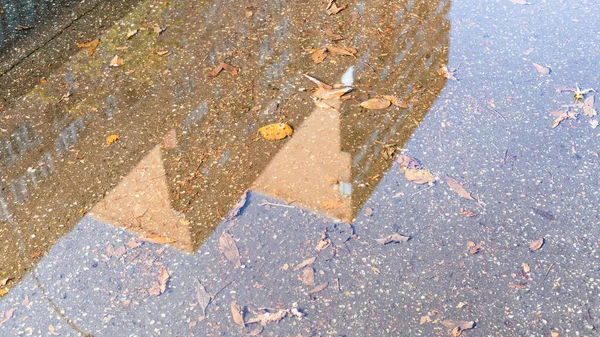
(456, 302), (467, 309)
(126, 29), (139, 39)
(105, 134), (120, 146)
(312, 87), (352, 100)
(209, 62), (238, 77)
(382, 95), (409, 108)
(126, 238), (140, 249)
(375, 233), (410, 245)
(315, 232), (331, 251)
(445, 176), (474, 200)
(420, 315), (432, 324)
(551, 332), (559, 337)
(441, 320), (475, 331)
(195, 280), (211, 317)
(363, 207), (373, 216)
(303, 74), (333, 90)
(219, 232), (242, 268)
(326, 45), (357, 56)
(158, 267), (170, 294)
(468, 243), (482, 255)
(532, 62), (550, 75)
(522, 263), (530, 273)
(151, 24), (165, 34)
(246, 309), (289, 326)
(221, 63), (239, 75)
(583, 95), (596, 117)
(148, 282), (161, 296)
(30, 251), (42, 259)
(325, 1), (347, 15)
(590, 119), (599, 129)
(307, 281), (329, 295)
(312, 47), (329, 64)
(226, 191), (248, 220)
(299, 267), (315, 285)
(0, 289), (8, 296)
(451, 327), (461, 337)
(405, 168), (436, 184)
(0, 308), (15, 327)
(109, 55), (124, 67)
(509, 0), (530, 4)
(397, 155), (422, 172)
(231, 302), (245, 327)
(293, 257), (316, 271)
(22, 295), (31, 309)
(529, 238), (544, 251)
(552, 113), (568, 128)
(459, 208), (477, 218)
(258, 123), (293, 140)
(113, 245), (126, 259)
(360, 98), (391, 110)
(77, 39), (100, 56)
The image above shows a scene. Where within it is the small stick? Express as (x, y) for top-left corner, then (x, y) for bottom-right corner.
(488, 107), (506, 121)
(212, 280), (233, 300)
(259, 201), (295, 208)
(545, 263), (555, 276)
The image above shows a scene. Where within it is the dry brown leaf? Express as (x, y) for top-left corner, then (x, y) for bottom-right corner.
(532, 62), (551, 75)
(151, 24), (165, 34)
(109, 55), (123, 67)
(312, 87), (352, 100)
(316, 232), (331, 251)
(326, 45), (357, 56)
(445, 176), (474, 200)
(312, 47), (329, 64)
(522, 263), (530, 273)
(325, 1), (347, 15)
(148, 282), (161, 296)
(258, 123), (293, 140)
(405, 168), (436, 184)
(307, 281), (329, 295)
(552, 113), (568, 128)
(456, 302), (467, 309)
(303, 74), (333, 90)
(550, 332), (559, 337)
(529, 238), (544, 251)
(375, 233), (410, 245)
(459, 208), (477, 218)
(299, 267), (315, 285)
(231, 302), (245, 327)
(195, 279), (211, 317)
(226, 191), (248, 220)
(293, 257), (316, 271)
(22, 295), (31, 309)
(508, 283), (527, 289)
(219, 232), (242, 268)
(583, 95), (597, 117)
(363, 207), (374, 216)
(382, 95), (409, 108)
(397, 155), (422, 172)
(468, 243), (482, 255)
(420, 315), (432, 324)
(437, 66), (457, 81)
(77, 39), (100, 56)
(360, 98), (391, 110)
(210, 62), (238, 77)
(246, 309), (289, 326)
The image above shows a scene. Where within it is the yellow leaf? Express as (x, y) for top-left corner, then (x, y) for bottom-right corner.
(258, 123), (293, 140)
(360, 98), (391, 110)
(105, 134), (120, 146)
(0, 288), (8, 296)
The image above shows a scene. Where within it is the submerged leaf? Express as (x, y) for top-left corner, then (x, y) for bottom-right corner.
(219, 232), (242, 268)
(375, 233), (410, 245)
(445, 176), (474, 200)
(231, 302), (245, 327)
(405, 168), (436, 184)
(307, 282), (329, 295)
(195, 279), (211, 317)
(583, 95), (597, 117)
(246, 309), (289, 326)
(529, 238), (544, 251)
(226, 191), (248, 220)
(299, 267), (315, 285)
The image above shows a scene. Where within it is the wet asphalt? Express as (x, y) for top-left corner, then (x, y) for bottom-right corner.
(1, 0), (600, 336)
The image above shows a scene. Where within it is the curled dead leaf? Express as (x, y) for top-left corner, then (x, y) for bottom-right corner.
(375, 233), (410, 245)
(360, 98), (391, 110)
(258, 123), (293, 140)
(109, 55), (123, 67)
(529, 238), (544, 251)
(405, 168), (436, 184)
(437, 65), (457, 81)
(445, 176), (474, 200)
(231, 302), (245, 327)
(325, 1), (347, 15)
(77, 39), (100, 56)
(307, 281), (329, 295)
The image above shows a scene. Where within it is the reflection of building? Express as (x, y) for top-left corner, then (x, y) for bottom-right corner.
(0, 0), (451, 284)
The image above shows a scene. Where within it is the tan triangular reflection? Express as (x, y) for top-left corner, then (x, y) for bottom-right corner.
(252, 99), (353, 221)
(89, 136), (193, 252)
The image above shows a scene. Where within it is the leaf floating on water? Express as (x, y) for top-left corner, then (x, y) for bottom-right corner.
(441, 320), (475, 335)
(531, 208), (556, 221)
(307, 281), (329, 295)
(106, 134), (120, 146)
(219, 232), (242, 268)
(293, 257), (316, 271)
(109, 55), (124, 67)
(508, 0), (530, 4)
(311, 47), (329, 64)
(375, 233), (410, 245)
(360, 98), (391, 110)
(195, 279), (211, 317)
(583, 95), (597, 117)
(405, 168), (436, 184)
(226, 191), (248, 220)
(445, 176), (474, 200)
(258, 123), (293, 140)
(77, 39), (100, 56)
(529, 238), (544, 251)
(231, 302), (245, 327)
(532, 62), (551, 75)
